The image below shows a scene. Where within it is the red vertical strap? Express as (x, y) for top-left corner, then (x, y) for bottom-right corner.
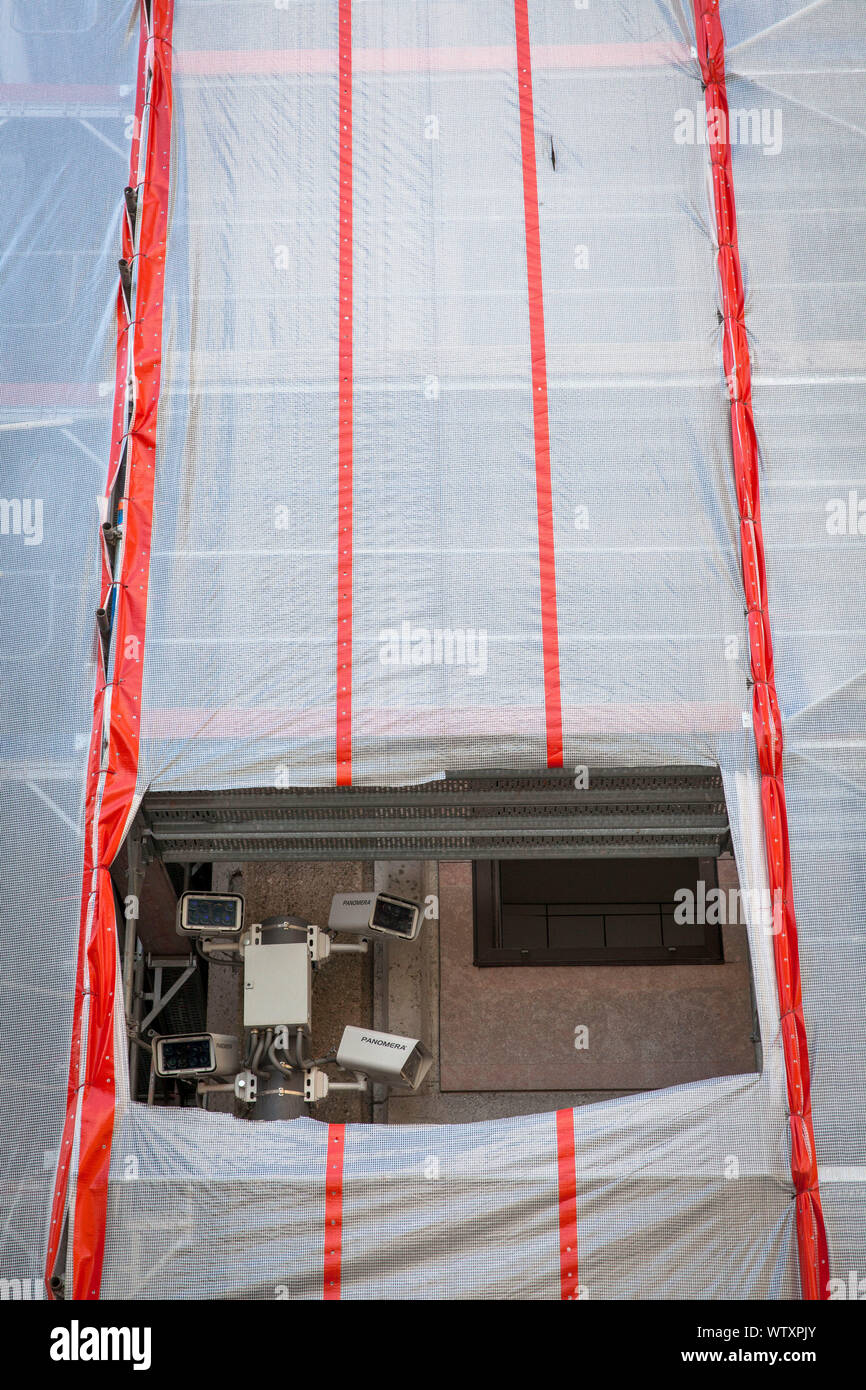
(692, 0), (828, 1300)
(324, 1123), (346, 1299)
(336, 0), (353, 786)
(514, 0), (563, 768)
(44, 0), (174, 1300)
(556, 1109), (579, 1300)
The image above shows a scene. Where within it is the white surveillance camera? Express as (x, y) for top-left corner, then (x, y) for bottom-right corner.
(328, 891), (375, 933)
(336, 1025), (431, 1091)
(368, 893), (421, 940)
(328, 890), (421, 940)
(154, 1032), (240, 1079)
(177, 891), (244, 937)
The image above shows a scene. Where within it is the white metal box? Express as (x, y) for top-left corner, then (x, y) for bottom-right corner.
(243, 942), (311, 1029)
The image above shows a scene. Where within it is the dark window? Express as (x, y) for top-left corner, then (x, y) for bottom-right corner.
(473, 858), (722, 966)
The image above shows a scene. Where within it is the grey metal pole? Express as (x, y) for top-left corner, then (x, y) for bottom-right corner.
(124, 820), (147, 1094)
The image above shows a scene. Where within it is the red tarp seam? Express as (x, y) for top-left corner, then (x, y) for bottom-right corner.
(336, 0), (353, 786)
(556, 1109), (580, 1300)
(514, 0), (564, 769)
(44, 0), (174, 1301)
(324, 1123), (346, 1299)
(692, 0), (829, 1301)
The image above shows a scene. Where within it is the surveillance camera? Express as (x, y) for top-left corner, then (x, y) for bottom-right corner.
(368, 893), (420, 940)
(336, 1025), (431, 1091)
(328, 891), (375, 933)
(154, 1032), (240, 1079)
(328, 891), (421, 941)
(177, 891), (244, 937)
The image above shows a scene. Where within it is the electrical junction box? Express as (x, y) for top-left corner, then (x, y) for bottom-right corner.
(243, 942), (311, 1030)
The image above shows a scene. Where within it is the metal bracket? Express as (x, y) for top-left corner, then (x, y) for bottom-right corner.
(303, 1067), (329, 1103)
(138, 955), (197, 1034)
(307, 924), (331, 964)
(234, 1070), (257, 1104)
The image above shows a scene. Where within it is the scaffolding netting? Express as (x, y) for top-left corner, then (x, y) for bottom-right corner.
(1, 0), (864, 1299)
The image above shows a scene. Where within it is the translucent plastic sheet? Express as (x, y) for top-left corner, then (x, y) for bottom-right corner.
(0, 3), (137, 1291)
(725, 0), (866, 1280)
(2, 0), (864, 1300)
(138, 0), (748, 791)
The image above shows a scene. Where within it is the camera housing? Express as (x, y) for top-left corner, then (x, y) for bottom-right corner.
(368, 893), (420, 940)
(154, 1032), (240, 1079)
(328, 890), (421, 940)
(336, 1025), (431, 1091)
(177, 891), (244, 937)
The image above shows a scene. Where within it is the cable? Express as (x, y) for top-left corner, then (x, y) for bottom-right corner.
(267, 1042), (297, 1076)
(194, 937), (242, 966)
(294, 1030), (337, 1070)
(250, 1028), (270, 1074)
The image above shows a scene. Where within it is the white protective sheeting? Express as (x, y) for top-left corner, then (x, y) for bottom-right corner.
(0, 4), (137, 1292)
(2, 0), (864, 1299)
(138, 0), (747, 790)
(725, 1), (866, 1276)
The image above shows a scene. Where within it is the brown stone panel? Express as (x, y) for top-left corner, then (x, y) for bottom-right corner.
(439, 861), (757, 1092)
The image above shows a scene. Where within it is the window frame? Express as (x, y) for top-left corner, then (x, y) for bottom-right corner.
(473, 858), (724, 967)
